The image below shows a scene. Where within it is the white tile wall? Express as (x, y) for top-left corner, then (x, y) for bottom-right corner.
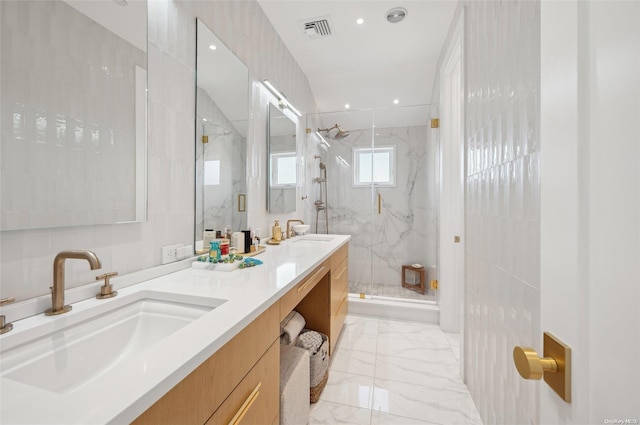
(0, 0), (316, 308)
(433, 1), (541, 423)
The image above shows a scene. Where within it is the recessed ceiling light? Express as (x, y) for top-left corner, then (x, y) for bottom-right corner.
(345, 104), (351, 109)
(209, 44), (217, 50)
(386, 7), (407, 23)
(356, 18), (364, 25)
(393, 99), (399, 105)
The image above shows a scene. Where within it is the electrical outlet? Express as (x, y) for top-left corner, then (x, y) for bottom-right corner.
(161, 244), (180, 264)
(176, 245), (193, 260)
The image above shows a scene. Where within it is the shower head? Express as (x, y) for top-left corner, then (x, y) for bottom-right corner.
(318, 124), (350, 140)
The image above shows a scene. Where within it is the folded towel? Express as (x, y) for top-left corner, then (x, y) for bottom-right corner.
(296, 330), (323, 354)
(280, 311), (306, 345)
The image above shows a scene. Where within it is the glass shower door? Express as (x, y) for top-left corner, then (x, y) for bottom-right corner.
(306, 109), (374, 297)
(369, 104), (439, 303)
(305, 106), (439, 304)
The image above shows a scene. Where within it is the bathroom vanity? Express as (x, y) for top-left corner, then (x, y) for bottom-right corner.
(0, 235), (349, 425)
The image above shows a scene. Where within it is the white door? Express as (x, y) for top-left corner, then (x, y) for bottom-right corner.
(439, 11), (464, 335)
(539, 1), (639, 422)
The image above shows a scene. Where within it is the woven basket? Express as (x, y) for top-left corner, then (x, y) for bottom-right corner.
(298, 330), (330, 403)
(310, 369), (329, 403)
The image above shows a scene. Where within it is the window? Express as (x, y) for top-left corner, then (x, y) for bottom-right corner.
(270, 152), (297, 187)
(353, 146), (396, 187)
(204, 160), (220, 185)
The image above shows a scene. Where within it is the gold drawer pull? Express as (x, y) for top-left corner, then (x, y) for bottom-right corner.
(297, 266), (326, 293)
(335, 265), (347, 281)
(228, 381), (261, 425)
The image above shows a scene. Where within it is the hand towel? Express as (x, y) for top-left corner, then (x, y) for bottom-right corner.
(280, 311), (306, 345)
(295, 330), (323, 354)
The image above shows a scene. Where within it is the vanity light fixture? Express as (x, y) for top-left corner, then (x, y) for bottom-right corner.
(345, 103), (351, 109)
(393, 99), (400, 105)
(262, 80), (302, 117)
(356, 18), (364, 25)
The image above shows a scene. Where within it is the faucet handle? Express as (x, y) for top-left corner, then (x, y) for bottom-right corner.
(96, 272), (118, 299)
(0, 298), (15, 335)
(0, 297), (16, 306)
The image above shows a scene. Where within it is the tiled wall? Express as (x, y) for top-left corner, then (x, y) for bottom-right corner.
(0, 0), (316, 306)
(434, 1), (541, 423)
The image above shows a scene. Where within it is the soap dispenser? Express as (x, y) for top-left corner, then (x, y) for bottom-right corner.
(272, 220), (282, 242)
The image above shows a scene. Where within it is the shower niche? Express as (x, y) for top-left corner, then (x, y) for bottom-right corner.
(306, 105), (439, 303)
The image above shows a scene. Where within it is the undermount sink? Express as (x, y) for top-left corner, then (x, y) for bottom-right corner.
(0, 290), (225, 393)
(291, 235), (335, 243)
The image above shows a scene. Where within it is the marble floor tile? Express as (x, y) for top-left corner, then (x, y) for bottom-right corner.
(371, 411), (441, 425)
(335, 326), (378, 353)
(343, 314), (379, 336)
(375, 352), (468, 393)
(372, 378), (483, 425)
(330, 347), (376, 377)
(310, 400), (372, 425)
(320, 370), (374, 410)
(378, 319), (450, 345)
(376, 335), (458, 364)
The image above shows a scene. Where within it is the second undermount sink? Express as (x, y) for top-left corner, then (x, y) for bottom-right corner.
(291, 235), (335, 243)
(0, 290), (225, 393)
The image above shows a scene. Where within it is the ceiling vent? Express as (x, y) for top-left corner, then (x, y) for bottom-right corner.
(301, 17), (333, 39)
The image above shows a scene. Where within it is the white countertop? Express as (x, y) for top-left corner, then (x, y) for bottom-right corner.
(0, 234), (349, 425)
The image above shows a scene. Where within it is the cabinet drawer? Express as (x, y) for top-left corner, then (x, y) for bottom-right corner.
(331, 256), (348, 313)
(133, 302), (279, 425)
(330, 292), (348, 353)
(331, 243), (348, 270)
(280, 261), (329, 321)
(205, 342), (279, 425)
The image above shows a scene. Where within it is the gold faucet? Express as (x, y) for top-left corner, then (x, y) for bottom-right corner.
(46, 250), (102, 316)
(286, 219), (304, 238)
(0, 297), (15, 334)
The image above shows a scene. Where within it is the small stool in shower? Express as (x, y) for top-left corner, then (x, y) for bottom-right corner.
(402, 264), (426, 295)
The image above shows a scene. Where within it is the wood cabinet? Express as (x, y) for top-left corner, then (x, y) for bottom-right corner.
(287, 242), (348, 355)
(133, 302), (279, 425)
(330, 244), (349, 354)
(205, 341), (279, 425)
(133, 242), (349, 425)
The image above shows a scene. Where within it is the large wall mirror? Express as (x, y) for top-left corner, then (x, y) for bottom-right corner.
(195, 20), (249, 242)
(267, 104), (297, 214)
(0, 0), (148, 231)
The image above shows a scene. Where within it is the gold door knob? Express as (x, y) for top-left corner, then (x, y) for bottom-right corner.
(513, 346), (558, 380)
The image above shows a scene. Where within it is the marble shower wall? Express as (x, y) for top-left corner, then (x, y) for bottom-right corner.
(432, 1), (541, 423)
(310, 123), (437, 297)
(1, 0), (316, 305)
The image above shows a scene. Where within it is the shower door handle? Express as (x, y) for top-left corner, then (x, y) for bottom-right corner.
(377, 193), (381, 214)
